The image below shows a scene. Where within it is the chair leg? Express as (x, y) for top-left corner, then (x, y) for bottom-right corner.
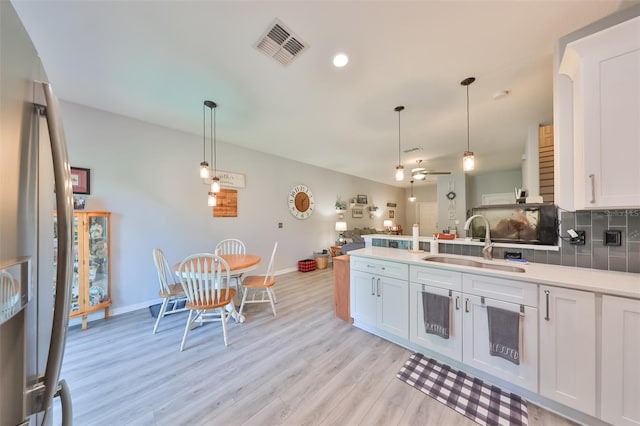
(271, 288), (277, 304)
(220, 306), (229, 347)
(238, 287), (249, 317)
(267, 288), (277, 316)
(180, 310), (194, 352)
(153, 298), (170, 334)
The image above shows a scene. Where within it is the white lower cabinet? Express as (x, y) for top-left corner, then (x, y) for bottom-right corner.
(539, 286), (595, 415)
(409, 267), (538, 392)
(601, 295), (640, 426)
(351, 258), (409, 339)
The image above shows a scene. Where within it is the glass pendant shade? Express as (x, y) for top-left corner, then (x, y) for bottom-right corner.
(395, 165), (404, 181)
(200, 161), (210, 178)
(211, 177), (221, 193)
(408, 180), (416, 202)
(207, 192), (217, 207)
(463, 151), (475, 171)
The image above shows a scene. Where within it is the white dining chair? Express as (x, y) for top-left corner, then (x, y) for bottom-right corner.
(0, 271), (19, 321)
(238, 242), (278, 317)
(214, 238), (246, 297)
(177, 253), (235, 350)
(152, 248), (187, 334)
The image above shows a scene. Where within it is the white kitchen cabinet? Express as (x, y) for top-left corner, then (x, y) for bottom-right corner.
(559, 16), (640, 209)
(462, 274), (538, 392)
(601, 295), (640, 426)
(351, 258), (409, 339)
(409, 266), (463, 361)
(539, 286), (596, 415)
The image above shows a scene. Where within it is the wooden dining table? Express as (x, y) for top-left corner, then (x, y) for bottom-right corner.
(173, 253), (261, 323)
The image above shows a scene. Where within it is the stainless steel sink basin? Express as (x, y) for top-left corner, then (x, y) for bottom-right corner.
(422, 256), (525, 273)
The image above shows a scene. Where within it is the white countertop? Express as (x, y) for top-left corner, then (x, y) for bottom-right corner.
(349, 246), (640, 299)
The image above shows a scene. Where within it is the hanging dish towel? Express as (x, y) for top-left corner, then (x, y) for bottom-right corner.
(422, 292), (450, 339)
(487, 305), (520, 365)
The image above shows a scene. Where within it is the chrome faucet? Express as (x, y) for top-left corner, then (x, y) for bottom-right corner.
(463, 214), (495, 260)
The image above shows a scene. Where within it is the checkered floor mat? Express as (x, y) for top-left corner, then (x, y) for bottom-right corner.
(397, 353), (528, 426)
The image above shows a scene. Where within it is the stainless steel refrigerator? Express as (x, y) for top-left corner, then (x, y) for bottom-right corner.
(1, 2), (74, 425)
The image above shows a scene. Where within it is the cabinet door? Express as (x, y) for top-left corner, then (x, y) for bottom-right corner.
(350, 270), (377, 327)
(462, 294), (538, 392)
(561, 17), (640, 208)
(87, 213), (109, 307)
(377, 276), (408, 339)
(539, 286), (595, 415)
(601, 295), (640, 426)
(409, 282), (462, 361)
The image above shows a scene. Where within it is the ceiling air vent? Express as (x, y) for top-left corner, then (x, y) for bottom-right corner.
(255, 19), (308, 66)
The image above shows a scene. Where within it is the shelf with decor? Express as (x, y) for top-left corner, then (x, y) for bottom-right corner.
(54, 211), (111, 330)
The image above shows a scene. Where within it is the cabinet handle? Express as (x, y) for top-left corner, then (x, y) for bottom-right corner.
(589, 174), (595, 204)
(464, 298), (470, 313)
(544, 289), (550, 321)
(455, 296), (460, 310)
(377, 278), (381, 297)
(371, 277), (375, 295)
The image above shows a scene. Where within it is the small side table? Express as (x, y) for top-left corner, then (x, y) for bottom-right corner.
(330, 246), (343, 258)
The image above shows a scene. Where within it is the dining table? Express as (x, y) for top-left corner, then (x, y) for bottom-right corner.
(173, 253), (261, 323)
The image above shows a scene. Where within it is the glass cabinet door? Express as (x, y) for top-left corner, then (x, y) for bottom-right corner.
(53, 214), (80, 313)
(88, 214), (109, 307)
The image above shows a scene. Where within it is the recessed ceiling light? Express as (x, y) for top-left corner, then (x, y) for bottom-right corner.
(333, 53), (349, 67)
(492, 90), (510, 100)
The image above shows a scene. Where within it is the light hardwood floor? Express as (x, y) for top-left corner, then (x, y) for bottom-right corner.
(53, 267), (576, 426)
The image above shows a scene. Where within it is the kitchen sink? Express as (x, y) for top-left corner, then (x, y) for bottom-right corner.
(422, 256), (525, 273)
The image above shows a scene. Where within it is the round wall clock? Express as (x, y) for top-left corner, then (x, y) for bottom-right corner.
(288, 184), (315, 219)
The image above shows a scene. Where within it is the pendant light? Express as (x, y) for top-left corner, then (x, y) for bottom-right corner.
(199, 101), (211, 179)
(394, 106), (405, 181)
(202, 100), (219, 206)
(461, 77), (475, 172)
(408, 180), (416, 202)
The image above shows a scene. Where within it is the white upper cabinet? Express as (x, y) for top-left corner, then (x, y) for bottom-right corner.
(559, 16), (640, 209)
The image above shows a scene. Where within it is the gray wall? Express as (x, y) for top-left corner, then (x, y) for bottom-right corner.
(60, 101), (405, 315)
(468, 169), (522, 208)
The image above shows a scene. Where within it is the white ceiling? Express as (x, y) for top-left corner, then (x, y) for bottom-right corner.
(12, 0), (638, 187)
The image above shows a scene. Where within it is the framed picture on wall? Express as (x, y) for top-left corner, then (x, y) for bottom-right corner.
(352, 209), (364, 218)
(356, 194), (368, 204)
(70, 167), (91, 194)
(389, 210), (395, 219)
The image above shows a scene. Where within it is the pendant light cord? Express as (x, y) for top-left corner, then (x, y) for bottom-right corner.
(466, 84), (470, 152)
(209, 106), (214, 174)
(202, 103), (206, 161)
(213, 106), (217, 174)
(397, 109), (401, 164)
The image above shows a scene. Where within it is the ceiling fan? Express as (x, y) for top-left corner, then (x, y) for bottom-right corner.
(411, 160), (451, 180)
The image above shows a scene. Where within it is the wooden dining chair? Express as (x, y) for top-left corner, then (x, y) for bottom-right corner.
(215, 238), (246, 297)
(177, 253), (235, 351)
(238, 242), (278, 317)
(152, 248), (187, 334)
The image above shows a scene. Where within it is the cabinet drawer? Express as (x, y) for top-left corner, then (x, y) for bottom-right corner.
(410, 265), (462, 291)
(351, 257), (408, 280)
(463, 274), (537, 307)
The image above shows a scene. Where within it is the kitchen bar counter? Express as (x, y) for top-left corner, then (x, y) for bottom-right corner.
(349, 246), (640, 299)
(363, 234), (560, 251)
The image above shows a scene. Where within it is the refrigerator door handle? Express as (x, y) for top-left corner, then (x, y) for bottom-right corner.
(27, 82), (74, 419)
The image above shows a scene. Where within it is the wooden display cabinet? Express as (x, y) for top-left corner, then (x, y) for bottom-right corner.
(54, 211), (111, 329)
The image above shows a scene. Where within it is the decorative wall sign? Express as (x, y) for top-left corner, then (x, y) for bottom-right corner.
(70, 167), (91, 194)
(387, 202), (397, 207)
(203, 170), (246, 189)
(213, 189), (238, 217)
(352, 208), (364, 218)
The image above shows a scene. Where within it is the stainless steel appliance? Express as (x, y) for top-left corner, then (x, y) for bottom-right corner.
(1, 3), (74, 425)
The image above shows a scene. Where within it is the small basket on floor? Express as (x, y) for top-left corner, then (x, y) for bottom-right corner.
(298, 259), (316, 272)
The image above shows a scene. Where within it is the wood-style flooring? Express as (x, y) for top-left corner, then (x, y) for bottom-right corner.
(53, 267), (576, 425)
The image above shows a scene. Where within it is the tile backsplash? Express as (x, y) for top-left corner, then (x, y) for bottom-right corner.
(372, 208), (640, 273)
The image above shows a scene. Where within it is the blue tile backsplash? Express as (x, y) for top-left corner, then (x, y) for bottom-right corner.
(372, 209), (640, 274)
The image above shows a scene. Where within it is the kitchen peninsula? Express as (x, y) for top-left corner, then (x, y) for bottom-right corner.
(348, 246), (640, 426)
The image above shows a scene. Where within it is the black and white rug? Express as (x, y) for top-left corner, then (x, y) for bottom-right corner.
(397, 353), (528, 426)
